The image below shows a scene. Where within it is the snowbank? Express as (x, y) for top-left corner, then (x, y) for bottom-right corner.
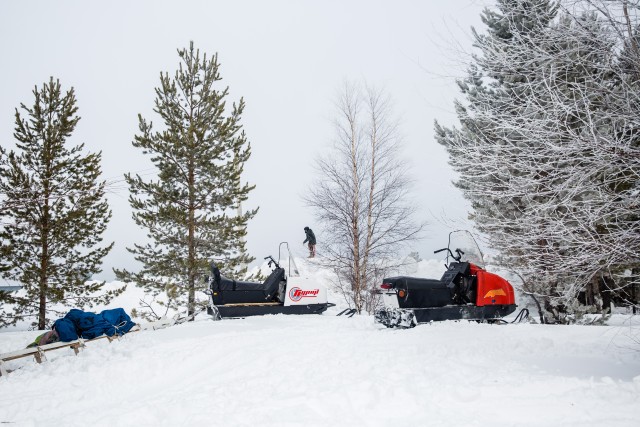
(1, 257), (639, 426)
(1, 313), (639, 426)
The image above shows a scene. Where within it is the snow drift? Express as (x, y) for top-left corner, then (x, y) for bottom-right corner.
(0, 258), (639, 426)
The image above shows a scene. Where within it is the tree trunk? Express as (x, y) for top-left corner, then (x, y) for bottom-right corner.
(362, 96), (377, 314)
(39, 158), (51, 330)
(39, 221), (48, 329)
(349, 109), (362, 313)
(528, 292), (545, 325)
(187, 162), (196, 318)
(632, 268), (638, 315)
(39, 217), (48, 329)
(587, 275), (603, 312)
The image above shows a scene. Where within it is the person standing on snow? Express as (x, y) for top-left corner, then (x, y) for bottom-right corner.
(303, 226), (316, 258)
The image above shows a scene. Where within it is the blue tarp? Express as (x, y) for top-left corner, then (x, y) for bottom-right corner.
(53, 308), (136, 342)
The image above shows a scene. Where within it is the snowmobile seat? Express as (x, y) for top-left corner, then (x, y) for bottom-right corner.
(217, 275), (265, 291)
(381, 276), (452, 308)
(401, 277), (452, 308)
(209, 264), (285, 304)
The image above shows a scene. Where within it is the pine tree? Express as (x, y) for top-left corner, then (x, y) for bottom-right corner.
(434, 0), (560, 320)
(509, 12), (621, 320)
(493, 10), (638, 320)
(114, 42), (257, 317)
(435, 0), (639, 322)
(0, 78), (119, 330)
(581, 7), (640, 312)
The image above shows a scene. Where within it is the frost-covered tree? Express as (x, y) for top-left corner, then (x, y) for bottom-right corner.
(0, 78), (120, 330)
(568, 0), (640, 314)
(305, 83), (425, 313)
(114, 42), (257, 318)
(435, 0), (561, 321)
(501, 12), (628, 320)
(436, 0), (640, 322)
(491, 7), (640, 319)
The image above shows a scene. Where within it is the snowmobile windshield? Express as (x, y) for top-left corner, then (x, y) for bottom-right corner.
(447, 230), (485, 269)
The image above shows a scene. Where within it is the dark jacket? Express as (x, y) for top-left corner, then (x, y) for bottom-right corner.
(303, 228), (316, 245)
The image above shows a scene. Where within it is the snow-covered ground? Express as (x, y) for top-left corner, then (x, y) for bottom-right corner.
(1, 258), (639, 426)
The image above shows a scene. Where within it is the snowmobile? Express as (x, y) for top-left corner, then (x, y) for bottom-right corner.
(206, 253), (332, 319)
(374, 230), (517, 328)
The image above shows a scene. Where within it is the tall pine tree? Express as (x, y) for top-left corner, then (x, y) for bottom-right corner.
(434, 0), (559, 320)
(435, 0), (639, 321)
(0, 78), (119, 329)
(115, 42), (257, 317)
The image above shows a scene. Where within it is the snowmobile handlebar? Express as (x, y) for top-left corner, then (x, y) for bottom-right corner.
(434, 247), (465, 262)
(264, 255), (281, 269)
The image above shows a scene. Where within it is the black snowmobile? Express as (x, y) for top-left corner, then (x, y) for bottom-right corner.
(374, 231), (518, 328)
(206, 254), (332, 319)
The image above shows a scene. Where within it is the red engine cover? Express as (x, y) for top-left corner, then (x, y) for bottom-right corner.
(471, 265), (515, 306)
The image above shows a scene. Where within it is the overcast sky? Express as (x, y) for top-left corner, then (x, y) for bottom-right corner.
(0, 0), (490, 280)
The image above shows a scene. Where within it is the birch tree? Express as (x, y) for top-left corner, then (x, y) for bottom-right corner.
(305, 83), (425, 313)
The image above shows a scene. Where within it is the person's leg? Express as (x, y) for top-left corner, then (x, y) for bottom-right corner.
(308, 243), (313, 257)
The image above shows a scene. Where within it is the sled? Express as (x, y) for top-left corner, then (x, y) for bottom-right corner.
(0, 324), (143, 377)
(375, 230), (518, 328)
(0, 315), (193, 377)
(206, 252), (332, 320)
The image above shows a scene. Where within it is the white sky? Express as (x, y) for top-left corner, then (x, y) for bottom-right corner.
(0, 0), (489, 280)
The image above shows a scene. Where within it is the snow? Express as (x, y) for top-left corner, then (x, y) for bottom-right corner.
(1, 258), (640, 426)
